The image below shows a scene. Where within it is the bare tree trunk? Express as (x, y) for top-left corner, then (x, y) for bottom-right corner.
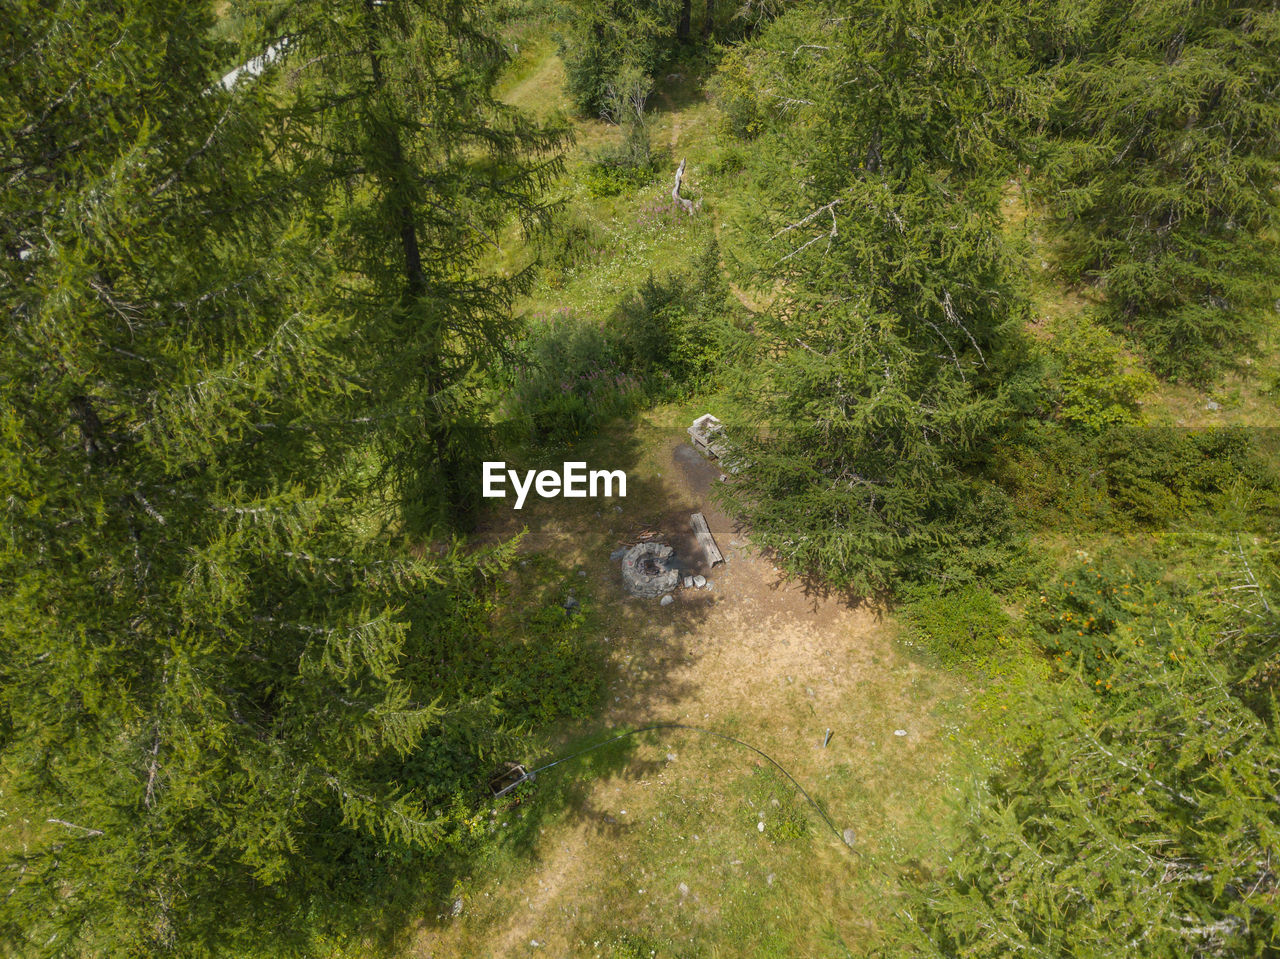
(677, 0), (692, 41)
(702, 0), (714, 38)
(672, 157), (697, 214)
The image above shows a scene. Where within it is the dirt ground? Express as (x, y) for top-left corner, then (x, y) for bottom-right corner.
(410, 430), (963, 957)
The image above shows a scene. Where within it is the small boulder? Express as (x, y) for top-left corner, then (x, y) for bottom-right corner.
(693, 574), (707, 588)
(660, 594), (674, 606)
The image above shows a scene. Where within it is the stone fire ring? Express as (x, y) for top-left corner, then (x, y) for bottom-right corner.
(621, 542), (679, 599)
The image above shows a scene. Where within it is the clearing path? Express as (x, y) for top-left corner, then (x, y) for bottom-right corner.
(412, 428), (966, 957)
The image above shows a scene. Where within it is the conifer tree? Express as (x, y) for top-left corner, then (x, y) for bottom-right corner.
(242, 0), (567, 529)
(0, 2), (574, 954)
(556, 0), (683, 114)
(1034, 0), (1280, 381)
(717, 0), (1035, 594)
(901, 576), (1280, 956)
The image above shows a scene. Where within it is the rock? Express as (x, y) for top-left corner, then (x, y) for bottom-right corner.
(894, 729), (907, 737)
(660, 594), (674, 606)
(678, 882), (689, 898)
(693, 574), (707, 588)
(703, 580), (714, 590)
(1206, 400), (1221, 411)
(451, 897), (464, 917)
(609, 547), (627, 561)
(577, 569), (587, 577)
(766, 873), (775, 886)
(843, 828), (856, 847)
(757, 821), (765, 832)
(666, 752), (677, 762)
(683, 575), (694, 588)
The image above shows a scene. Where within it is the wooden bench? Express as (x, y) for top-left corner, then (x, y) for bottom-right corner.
(690, 512), (724, 567)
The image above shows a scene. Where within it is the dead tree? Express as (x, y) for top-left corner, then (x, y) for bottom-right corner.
(672, 158), (698, 215)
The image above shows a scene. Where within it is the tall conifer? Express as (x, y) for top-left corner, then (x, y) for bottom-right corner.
(717, 0), (1034, 594)
(1034, 0), (1280, 380)
(1, 2), (567, 953)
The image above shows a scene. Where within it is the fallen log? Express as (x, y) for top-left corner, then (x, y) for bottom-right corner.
(673, 158), (698, 215)
(690, 511), (724, 567)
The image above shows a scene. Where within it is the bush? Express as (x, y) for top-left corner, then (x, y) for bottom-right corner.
(582, 159), (657, 197)
(994, 422), (1280, 532)
(538, 205), (615, 272)
(903, 584), (1010, 665)
(1100, 426), (1279, 527)
(708, 45), (768, 139)
(1032, 555), (1181, 689)
(1042, 313), (1155, 432)
(503, 310), (646, 444)
(613, 245), (730, 387)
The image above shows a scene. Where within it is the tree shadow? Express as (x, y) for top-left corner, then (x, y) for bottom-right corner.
(347, 417), (722, 955)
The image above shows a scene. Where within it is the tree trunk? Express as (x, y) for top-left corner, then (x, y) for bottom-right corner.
(702, 0), (714, 38)
(363, 0), (470, 525)
(677, 0), (691, 41)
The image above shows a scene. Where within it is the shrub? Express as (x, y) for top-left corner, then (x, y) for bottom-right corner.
(1100, 426), (1279, 527)
(994, 422), (1280, 532)
(708, 45), (768, 139)
(1032, 555), (1181, 689)
(992, 420), (1112, 526)
(582, 159), (657, 197)
(538, 205), (615, 271)
(903, 584), (1010, 665)
(613, 249), (729, 388)
(1042, 313), (1155, 432)
(503, 310), (646, 444)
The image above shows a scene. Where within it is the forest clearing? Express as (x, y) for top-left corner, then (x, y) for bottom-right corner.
(3, 2), (1279, 957)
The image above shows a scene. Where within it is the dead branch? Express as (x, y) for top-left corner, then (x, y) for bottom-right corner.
(672, 158), (698, 215)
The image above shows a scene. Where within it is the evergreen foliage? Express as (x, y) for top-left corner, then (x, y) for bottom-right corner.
(902, 566), (1280, 956)
(556, 0), (682, 114)
(242, 0), (567, 529)
(1034, 0), (1280, 381)
(4, 0), (1280, 953)
(716, 1), (1034, 594)
(0, 3), (587, 954)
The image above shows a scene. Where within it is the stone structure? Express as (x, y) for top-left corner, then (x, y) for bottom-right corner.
(621, 542), (680, 599)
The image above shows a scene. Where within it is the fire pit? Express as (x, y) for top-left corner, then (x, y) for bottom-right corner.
(620, 542), (679, 599)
